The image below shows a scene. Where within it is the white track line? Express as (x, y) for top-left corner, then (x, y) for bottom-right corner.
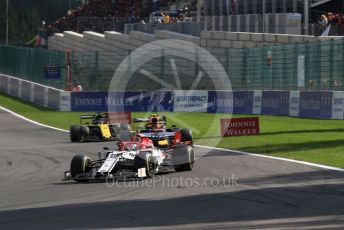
(1, 105), (343, 173)
(0, 106), (68, 133)
(195, 145), (344, 172)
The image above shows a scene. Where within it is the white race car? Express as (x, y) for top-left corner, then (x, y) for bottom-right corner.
(64, 135), (194, 182)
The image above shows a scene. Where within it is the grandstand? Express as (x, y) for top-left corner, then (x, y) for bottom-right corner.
(45, 0), (198, 36)
(2, 0), (344, 92)
(47, 0), (149, 34)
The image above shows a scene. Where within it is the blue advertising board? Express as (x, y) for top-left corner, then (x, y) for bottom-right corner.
(44, 66), (61, 79)
(71, 91), (174, 112)
(122, 91), (174, 112)
(70, 90), (335, 120)
(299, 91), (333, 119)
(233, 91), (254, 114)
(207, 91), (253, 114)
(261, 91), (290, 115)
(71, 91), (110, 112)
(207, 91), (233, 113)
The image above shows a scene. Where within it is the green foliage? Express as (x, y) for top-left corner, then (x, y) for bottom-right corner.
(0, 0), (84, 44)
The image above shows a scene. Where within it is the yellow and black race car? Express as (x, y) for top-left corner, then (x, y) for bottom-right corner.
(69, 113), (131, 142)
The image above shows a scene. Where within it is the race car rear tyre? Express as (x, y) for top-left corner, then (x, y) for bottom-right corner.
(173, 145), (194, 172)
(70, 154), (92, 178)
(134, 152), (155, 178)
(181, 128), (193, 143)
(79, 126), (89, 142)
(70, 125), (81, 142)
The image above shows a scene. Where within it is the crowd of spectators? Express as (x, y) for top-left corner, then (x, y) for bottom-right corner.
(45, 0), (200, 36)
(46, 0), (150, 35)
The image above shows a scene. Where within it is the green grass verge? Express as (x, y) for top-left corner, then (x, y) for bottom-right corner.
(1, 92), (344, 168)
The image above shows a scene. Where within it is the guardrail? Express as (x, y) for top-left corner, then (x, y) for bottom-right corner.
(0, 74), (71, 111)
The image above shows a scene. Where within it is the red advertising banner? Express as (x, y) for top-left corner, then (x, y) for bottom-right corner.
(108, 112), (132, 124)
(221, 117), (260, 137)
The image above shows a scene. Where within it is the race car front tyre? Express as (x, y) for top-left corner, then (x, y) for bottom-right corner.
(70, 125), (81, 142)
(79, 126), (90, 142)
(181, 128), (193, 143)
(134, 152), (155, 178)
(70, 154), (92, 178)
(173, 145), (194, 172)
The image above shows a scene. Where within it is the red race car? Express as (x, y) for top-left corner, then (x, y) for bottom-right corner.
(133, 113), (193, 148)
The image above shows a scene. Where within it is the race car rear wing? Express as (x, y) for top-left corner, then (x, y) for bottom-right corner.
(133, 118), (150, 123)
(133, 117), (166, 124)
(79, 114), (109, 125)
(80, 115), (95, 119)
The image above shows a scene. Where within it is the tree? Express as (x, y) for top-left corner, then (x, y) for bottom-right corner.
(0, 0), (83, 45)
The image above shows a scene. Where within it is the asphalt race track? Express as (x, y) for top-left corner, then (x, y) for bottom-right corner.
(0, 109), (344, 230)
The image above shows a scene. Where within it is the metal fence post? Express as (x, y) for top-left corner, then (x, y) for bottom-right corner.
(315, 40), (322, 90)
(194, 47), (199, 81)
(160, 48), (165, 90)
(125, 49), (131, 89)
(242, 48), (248, 90)
(282, 45), (288, 90)
(342, 39), (344, 91)
(93, 50), (99, 90)
(127, 49), (131, 75)
(70, 50), (75, 90)
(329, 39), (335, 90)
(304, 42), (310, 90)
(262, 46), (266, 90)
(267, 48), (273, 90)
(225, 48), (230, 82)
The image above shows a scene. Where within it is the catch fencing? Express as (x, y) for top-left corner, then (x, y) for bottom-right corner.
(0, 46), (66, 89)
(1, 38), (344, 92)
